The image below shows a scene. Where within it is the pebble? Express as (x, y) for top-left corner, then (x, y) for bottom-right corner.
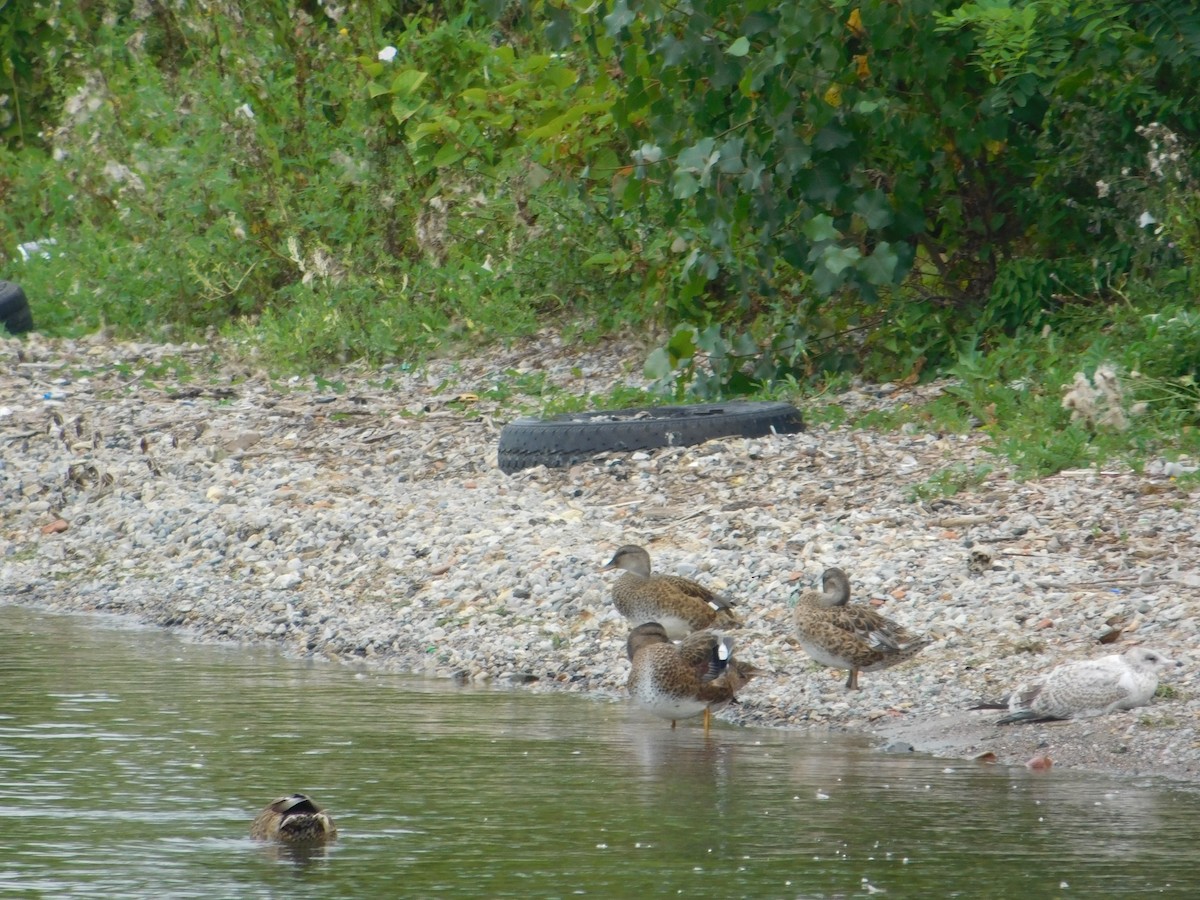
(2, 331), (1198, 780)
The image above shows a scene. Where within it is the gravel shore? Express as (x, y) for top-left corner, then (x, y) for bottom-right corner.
(3, 331), (1198, 782)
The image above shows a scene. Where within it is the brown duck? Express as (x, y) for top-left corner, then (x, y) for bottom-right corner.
(793, 566), (930, 690)
(250, 794), (337, 844)
(626, 621), (762, 732)
(604, 544), (741, 640)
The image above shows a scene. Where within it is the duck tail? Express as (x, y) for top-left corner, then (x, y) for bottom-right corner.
(727, 660), (765, 691)
(712, 606), (743, 628)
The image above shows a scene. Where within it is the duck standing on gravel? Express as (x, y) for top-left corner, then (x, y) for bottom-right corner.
(626, 622), (761, 732)
(792, 566), (931, 690)
(250, 794), (337, 844)
(603, 544), (741, 640)
(990, 647), (1181, 724)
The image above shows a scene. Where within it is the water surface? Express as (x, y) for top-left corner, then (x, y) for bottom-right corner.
(1, 605), (1197, 897)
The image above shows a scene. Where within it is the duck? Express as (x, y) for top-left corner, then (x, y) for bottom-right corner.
(626, 621), (762, 732)
(991, 647), (1181, 724)
(792, 566), (930, 690)
(250, 794), (337, 844)
(603, 544), (741, 640)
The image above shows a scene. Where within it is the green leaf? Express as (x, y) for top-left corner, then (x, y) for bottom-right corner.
(666, 324), (699, 362)
(813, 121), (854, 151)
(432, 142), (466, 167)
(408, 121), (443, 141)
(672, 170), (700, 199)
(391, 98), (426, 126)
(435, 115), (462, 135)
(545, 67), (579, 90)
(861, 242), (902, 285)
(545, 6), (575, 49)
(695, 323), (727, 356)
(853, 191), (894, 229)
(390, 69), (428, 99)
(525, 103), (610, 141)
(727, 36), (751, 57)
(732, 330), (758, 357)
(821, 244), (862, 276)
(717, 137), (744, 174)
(604, 0), (634, 35)
(802, 214), (838, 242)
(644, 347), (674, 380)
(589, 148), (621, 180)
(675, 138), (719, 194)
(676, 138), (717, 173)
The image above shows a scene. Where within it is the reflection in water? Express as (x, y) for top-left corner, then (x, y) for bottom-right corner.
(254, 838), (336, 868)
(1, 605), (1199, 898)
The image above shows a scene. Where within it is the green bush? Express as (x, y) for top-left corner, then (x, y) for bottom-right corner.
(0, 1), (631, 364)
(564, 0), (1200, 395)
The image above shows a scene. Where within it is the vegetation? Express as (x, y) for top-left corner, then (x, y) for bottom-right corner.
(2, 1), (1198, 477)
(907, 463), (995, 502)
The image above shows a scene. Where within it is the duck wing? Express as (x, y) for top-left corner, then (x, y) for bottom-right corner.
(827, 606), (922, 650)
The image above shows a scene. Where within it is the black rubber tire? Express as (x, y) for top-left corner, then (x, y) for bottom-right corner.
(0, 280), (34, 334)
(497, 401), (804, 474)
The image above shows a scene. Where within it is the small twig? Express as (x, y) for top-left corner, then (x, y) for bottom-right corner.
(931, 515), (992, 527)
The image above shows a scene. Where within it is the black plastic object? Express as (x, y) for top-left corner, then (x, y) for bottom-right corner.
(0, 280), (33, 334)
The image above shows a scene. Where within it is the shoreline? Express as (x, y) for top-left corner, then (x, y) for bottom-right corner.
(3, 331), (1198, 783)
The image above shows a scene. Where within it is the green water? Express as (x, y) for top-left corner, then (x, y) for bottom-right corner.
(1, 605), (1198, 898)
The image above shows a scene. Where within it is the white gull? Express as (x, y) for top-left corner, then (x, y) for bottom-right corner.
(996, 647), (1181, 725)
